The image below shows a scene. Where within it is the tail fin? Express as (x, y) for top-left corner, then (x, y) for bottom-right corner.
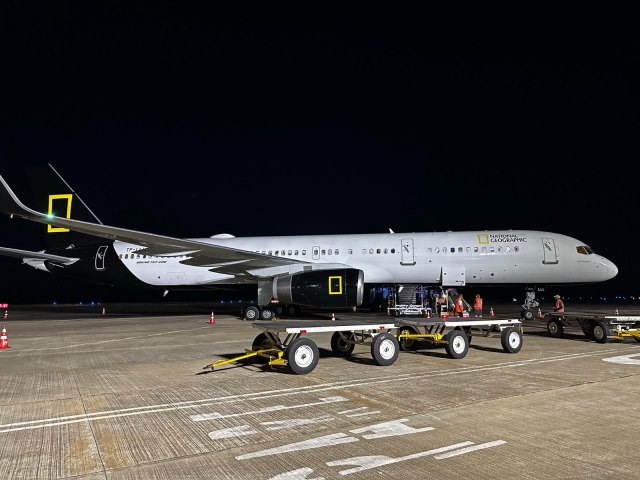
(26, 164), (103, 250)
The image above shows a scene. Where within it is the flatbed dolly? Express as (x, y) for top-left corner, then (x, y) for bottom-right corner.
(203, 319), (399, 375)
(544, 311), (640, 343)
(394, 318), (524, 359)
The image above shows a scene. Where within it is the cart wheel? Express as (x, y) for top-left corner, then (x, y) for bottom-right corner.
(592, 321), (610, 344)
(581, 322), (595, 339)
(398, 326), (419, 351)
(287, 337), (319, 374)
(634, 336), (640, 343)
(371, 332), (399, 366)
(547, 318), (564, 338)
(252, 333), (274, 350)
(330, 331), (355, 356)
(445, 330), (469, 359)
(500, 326), (523, 353)
(454, 326), (472, 345)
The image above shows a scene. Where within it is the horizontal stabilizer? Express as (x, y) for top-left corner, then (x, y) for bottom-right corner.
(0, 246), (79, 265)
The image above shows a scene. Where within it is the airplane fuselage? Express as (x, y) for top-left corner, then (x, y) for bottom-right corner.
(39, 230), (617, 290)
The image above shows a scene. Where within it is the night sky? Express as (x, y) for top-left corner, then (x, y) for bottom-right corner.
(1, 7), (638, 304)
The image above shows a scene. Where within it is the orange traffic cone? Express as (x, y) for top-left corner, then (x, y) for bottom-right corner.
(0, 326), (9, 349)
(3, 310), (7, 320)
(102, 307), (106, 316)
(209, 311), (215, 325)
(537, 307), (542, 318)
(615, 309), (619, 315)
(331, 312), (336, 321)
(427, 309), (431, 318)
(490, 307), (494, 317)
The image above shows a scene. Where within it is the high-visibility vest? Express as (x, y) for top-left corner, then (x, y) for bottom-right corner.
(555, 299), (565, 312)
(455, 298), (464, 312)
(474, 297), (483, 310)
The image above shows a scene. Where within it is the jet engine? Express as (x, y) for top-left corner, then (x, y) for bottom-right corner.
(274, 268), (364, 308)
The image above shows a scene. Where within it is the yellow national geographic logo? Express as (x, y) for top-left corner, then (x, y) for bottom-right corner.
(47, 194), (73, 233)
(477, 233), (489, 244)
(328, 276), (343, 295)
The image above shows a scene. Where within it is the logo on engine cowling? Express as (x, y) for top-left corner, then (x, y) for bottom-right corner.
(328, 276), (343, 295)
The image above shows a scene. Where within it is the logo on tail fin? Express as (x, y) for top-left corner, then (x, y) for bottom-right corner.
(47, 194), (73, 233)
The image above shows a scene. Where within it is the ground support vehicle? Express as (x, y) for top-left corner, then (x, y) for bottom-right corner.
(203, 319), (399, 374)
(544, 312), (640, 343)
(395, 318), (524, 359)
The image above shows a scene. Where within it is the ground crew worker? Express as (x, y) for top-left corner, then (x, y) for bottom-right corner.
(553, 295), (565, 313)
(454, 294), (465, 317)
(473, 294), (483, 317)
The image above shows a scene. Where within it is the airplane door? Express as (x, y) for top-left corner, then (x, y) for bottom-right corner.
(95, 246), (108, 271)
(400, 238), (415, 265)
(542, 238), (559, 264)
(312, 246), (320, 260)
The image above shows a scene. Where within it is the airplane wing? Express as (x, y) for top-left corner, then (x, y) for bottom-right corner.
(0, 246), (79, 265)
(0, 174), (313, 276)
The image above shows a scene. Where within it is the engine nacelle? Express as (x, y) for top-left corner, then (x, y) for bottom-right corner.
(274, 269), (364, 308)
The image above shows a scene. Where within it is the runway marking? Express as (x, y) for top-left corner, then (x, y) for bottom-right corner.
(191, 396), (348, 422)
(268, 468), (323, 480)
(602, 353), (640, 365)
(2, 346), (639, 434)
(235, 433), (359, 460)
(349, 419), (434, 439)
(9, 326), (211, 352)
(327, 440), (505, 475)
(327, 441), (473, 474)
(261, 416), (333, 430)
(208, 425), (257, 440)
(434, 439), (507, 458)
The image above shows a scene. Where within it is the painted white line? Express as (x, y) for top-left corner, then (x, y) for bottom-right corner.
(11, 326), (212, 352)
(433, 439), (506, 459)
(190, 396), (348, 422)
(235, 433), (359, 460)
(327, 441), (474, 475)
(344, 411), (381, 418)
(268, 467), (324, 480)
(208, 425), (257, 440)
(3, 347), (638, 434)
(350, 419), (434, 439)
(261, 416), (333, 430)
(602, 353), (640, 365)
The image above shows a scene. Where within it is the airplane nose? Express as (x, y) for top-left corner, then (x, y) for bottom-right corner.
(607, 259), (618, 280)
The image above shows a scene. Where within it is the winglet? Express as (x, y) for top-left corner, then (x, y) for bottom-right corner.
(0, 174), (43, 220)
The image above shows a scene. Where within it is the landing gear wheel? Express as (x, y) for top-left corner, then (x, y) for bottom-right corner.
(592, 321), (610, 344)
(260, 308), (274, 320)
(244, 306), (260, 321)
(521, 309), (534, 321)
(445, 330), (469, 359)
(398, 325), (419, 351)
(547, 318), (564, 338)
(330, 331), (356, 356)
(501, 327), (523, 353)
(286, 305), (299, 316)
(370, 332), (399, 366)
(287, 337), (319, 374)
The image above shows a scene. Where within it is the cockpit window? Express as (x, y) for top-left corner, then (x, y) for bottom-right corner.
(576, 245), (594, 255)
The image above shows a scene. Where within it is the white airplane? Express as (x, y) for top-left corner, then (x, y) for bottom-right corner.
(0, 169), (618, 320)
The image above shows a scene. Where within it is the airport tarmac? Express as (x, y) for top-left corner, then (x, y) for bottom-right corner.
(1, 302), (639, 479)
